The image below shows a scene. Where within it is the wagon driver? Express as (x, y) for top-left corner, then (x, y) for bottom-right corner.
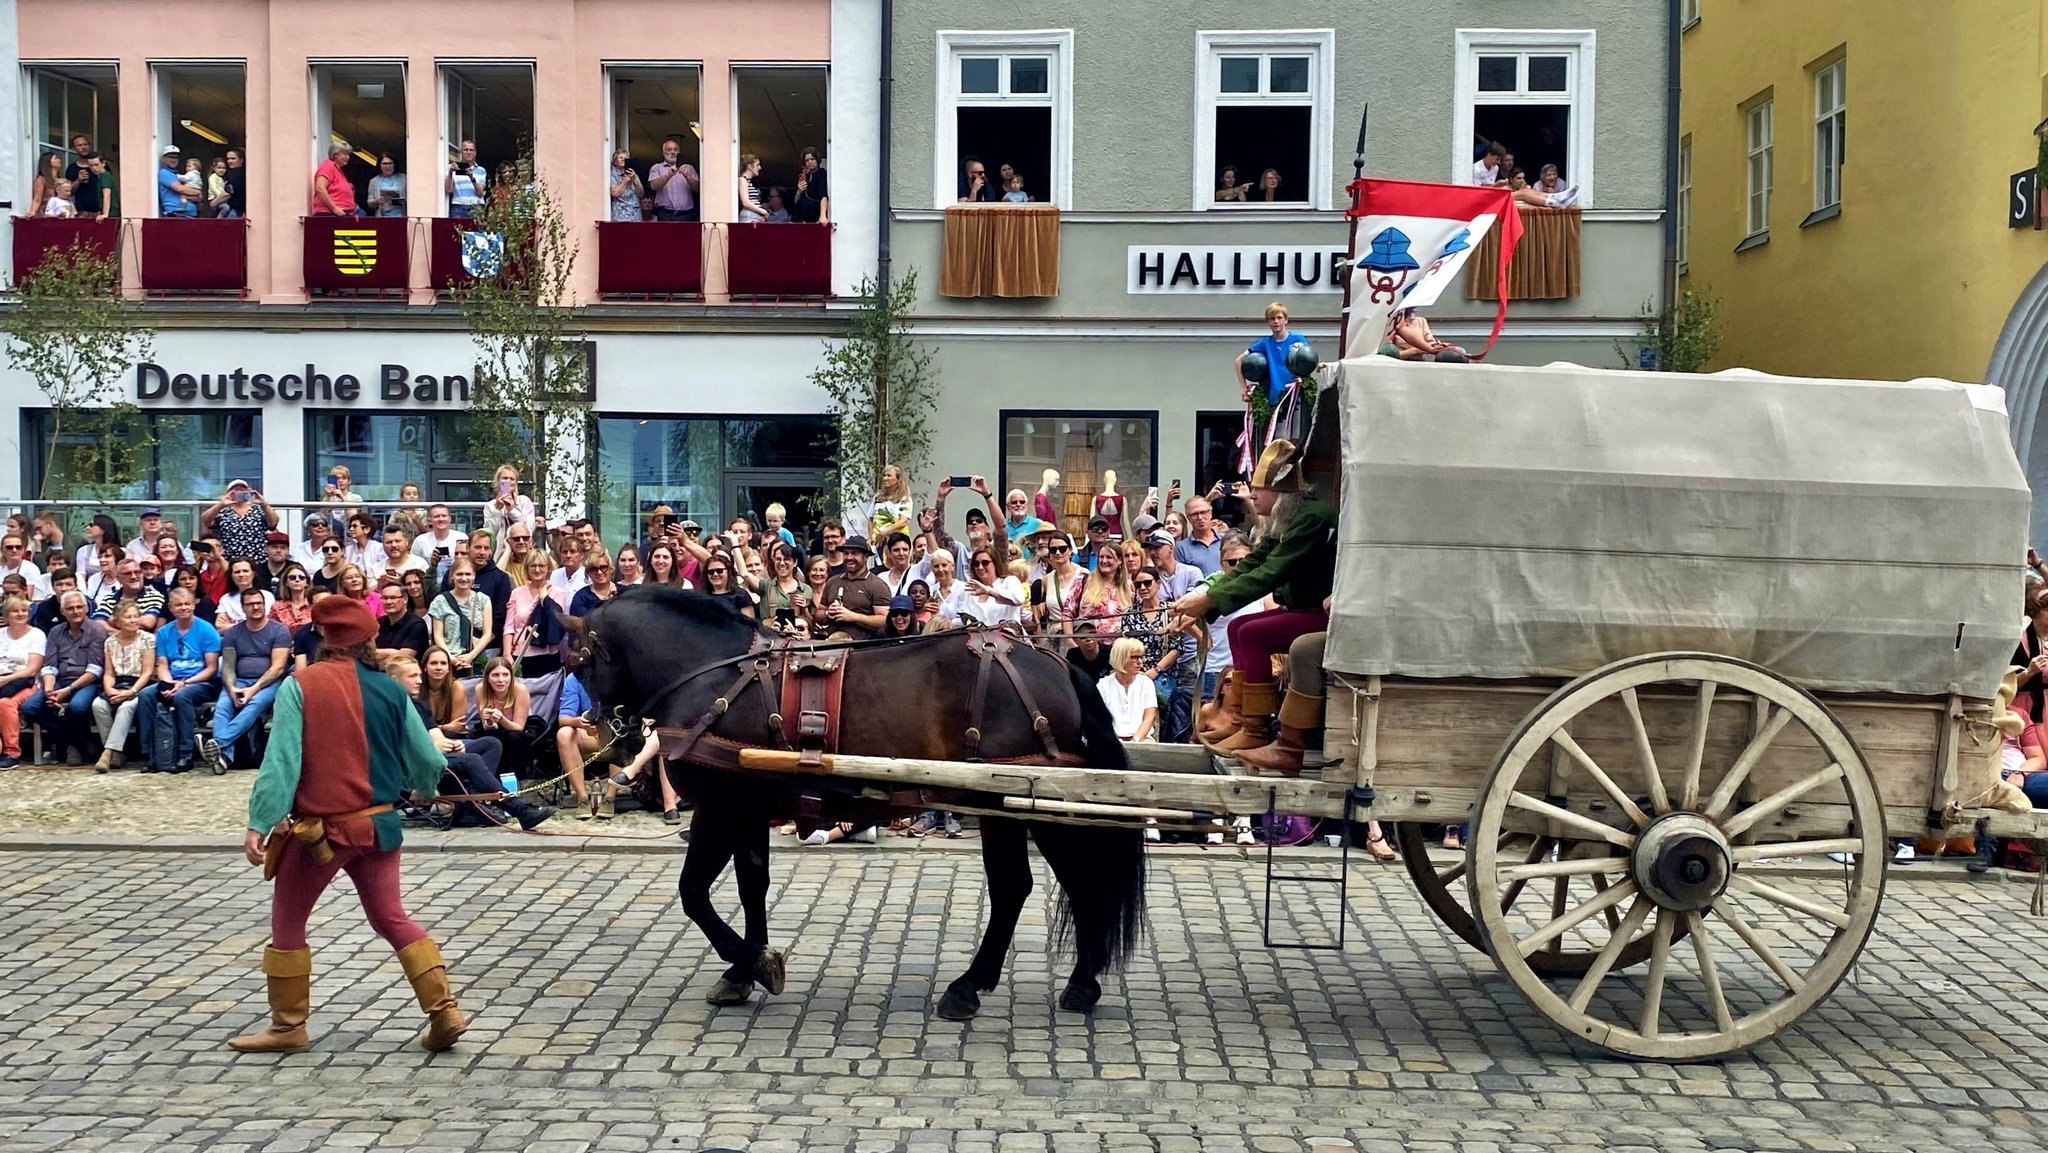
(227, 595), (468, 1055)
(1168, 438), (1336, 753)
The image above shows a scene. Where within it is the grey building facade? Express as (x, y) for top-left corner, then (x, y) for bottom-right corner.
(881, 0), (1671, 528)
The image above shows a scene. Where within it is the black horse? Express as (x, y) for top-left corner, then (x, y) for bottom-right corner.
(575, 586), (1146, 1018)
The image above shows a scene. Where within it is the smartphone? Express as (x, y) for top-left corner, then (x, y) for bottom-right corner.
(948, 475), (973, 489)
(776, 608), (796, 626)
(1172, 479), (1181, 490)
(233, 491), (251, 504)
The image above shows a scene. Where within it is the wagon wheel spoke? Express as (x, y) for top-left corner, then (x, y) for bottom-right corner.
(1719, 761), (1846, 839)
(1679, 678), (1717, 810)
(1724, 872), (1851, 930)
(1702, 705), (1795, 821)
(1568, 896), (1654, 1012)
(1730, 837), (1863, 864)
(1638, 910), (1675, 1040)
(1541, 876), (1570, 957)
(1506, 794), (1634, 850)
(1589, 872), (1625, 931)
(1498, 836), (1556, 911)
(1494, 855), (1628, 884)
(1436, 858), (1468, 887)
(1516, 878), (1637, 958)
(1684, 911), (1736, 1033)
(1549, 730), (1650, 828)
(1711, 897), (1805, 993)
(1620, 687), (1670, 815)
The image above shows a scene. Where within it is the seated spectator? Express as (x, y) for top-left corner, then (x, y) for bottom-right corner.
(567, 547), (619, 619)
(270, 562), (315, 633)
(908, 580), (938, 629)
(550, 537), (589, 596)
(292, 512), (342, 570)
(1533, 163), (1579, 207)
(167, 565), (218, 629)
(345, 513), (382, 571)
(1064, 621), (1112, 683)
(77, 515), (122, 585)
(960, 546), (1027, 629)
(412, 505), (466, 573)
(374, 578), (429, 663)
(764, 185), (792, 222)
(387, 483), (430, 542)
(367, 153), (406, 217)
(504, 553), (569, 677)
(215, 558), (274, 630)
(253, 531), (294, 594)
(310, 540), (348, 595)
(145, 588), (221, 774)
(0, 532), (44, 592)
(0, 596), (46, 768)
(204, 588), (291, 771)
(191, 538), (231, 605)
(336, 563), (382, 619)
(428, 560), (493, 675)
(31, 570), (77, 632)
(554, 669), (615, 818)
(289, 588), (333, 672)
(388, 653), (553, 830)
(880, 595), (920, 638)
(368, 524), (428, 585)
(599, 718), (685, 824)
(470, 656), (533, 777)
(27, 590), (104, 764)
(1383, 308), (1471, 363)
(1096, 637), (1157, 741)
(699, 553), (756, 619)
(1125, 566), (1197, 742)
(401, 569), (431, 619)
(93, 557), (164, 630)
(91, 601), (154, 772)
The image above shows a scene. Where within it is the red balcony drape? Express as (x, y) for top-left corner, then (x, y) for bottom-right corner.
(596, 221), (704, 297)
(302, 215), (409, 291)
(10, 217), (120, 284)
(140, 218), (248, 292)
(430, 217), (480, 290)
(726, 222), (831, 298)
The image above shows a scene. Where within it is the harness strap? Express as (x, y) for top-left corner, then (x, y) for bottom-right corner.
(665, 637), (780, 767)
(963, 631), (1064, 763)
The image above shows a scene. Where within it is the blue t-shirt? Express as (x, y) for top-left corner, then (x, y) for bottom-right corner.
(1247, 331), (1311, 405)
(223, 619), (292, 681)
(157, 167), (197, 217)
(557, 672), (592, 721)
(157, 619), (222, 680)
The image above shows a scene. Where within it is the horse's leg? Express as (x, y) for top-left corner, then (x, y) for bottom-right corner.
(727, 799), (774, 976)
(936, 816), (1031, 1021)
(678, 804), (786, 1002)
(1034, 824), (1146, 1014)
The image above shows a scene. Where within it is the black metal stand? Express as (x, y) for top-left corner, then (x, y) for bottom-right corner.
(1260, 785), (1369, 951)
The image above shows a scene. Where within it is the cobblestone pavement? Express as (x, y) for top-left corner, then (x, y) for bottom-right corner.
(1, 847), (2045, 1153)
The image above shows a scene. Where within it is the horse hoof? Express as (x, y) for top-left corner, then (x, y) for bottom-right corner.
(752, 947), (788, 996)
(705, 977), (755, 1006)
(1057, 978), (1101, 1013)
(936, 979), (982, 1020)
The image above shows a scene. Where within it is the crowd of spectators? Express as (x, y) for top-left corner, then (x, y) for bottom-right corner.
(956, 157), (1038, 204)
(1471, 139), (1579, 208)
(609, 139), (828, 224)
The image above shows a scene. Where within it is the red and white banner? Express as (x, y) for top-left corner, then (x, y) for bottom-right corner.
(1341, 178), (1522, 359)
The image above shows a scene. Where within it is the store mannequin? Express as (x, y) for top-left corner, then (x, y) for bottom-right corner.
(1036, 469), (1061, 527)
(1093, 469), (1125, 538)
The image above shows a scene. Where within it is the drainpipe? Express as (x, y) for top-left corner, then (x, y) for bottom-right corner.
(877, 0), (894, 292)
(1661, 0), (1682, 343)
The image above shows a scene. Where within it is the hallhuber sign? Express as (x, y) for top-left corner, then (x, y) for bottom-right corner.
(133, 362), (473, 405)
(1127, 245), (1349, 294)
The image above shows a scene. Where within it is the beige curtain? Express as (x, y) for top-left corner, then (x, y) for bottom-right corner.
(1466, 206), (1581, 301)
(941, 204), (1061, 298)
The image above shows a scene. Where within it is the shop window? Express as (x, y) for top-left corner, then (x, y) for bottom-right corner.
(22, 409), (260, 539)
(595, 416), (836, 547)
(28, 64), (118, 192)
(734, 66), (828, 217)
(1195, 411), (1246, 492)
(1196, 31), (1333, 210)
(935, 30), (1071, 207)
(1000, 412), (1155, 539)
(155, 63), (245, 214)
(312, 63), (406, 209)
(307, 412), (526, 507)
(1454, 30), (1595, 201)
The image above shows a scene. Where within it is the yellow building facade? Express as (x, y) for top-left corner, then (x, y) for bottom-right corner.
(1680, 0), (2048, 384)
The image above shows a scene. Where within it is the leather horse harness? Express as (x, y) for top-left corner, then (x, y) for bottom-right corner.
(640, 629), (1083, 776)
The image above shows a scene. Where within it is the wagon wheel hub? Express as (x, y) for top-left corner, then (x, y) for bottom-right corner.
(1630, 813), (1731, 913)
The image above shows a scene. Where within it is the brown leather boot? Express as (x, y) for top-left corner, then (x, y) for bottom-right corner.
(1214, 683), (1279, 752)
(396, 938), (467, 1052)
(227, 946), (312, 1053)
(1235, 689), (1322, 777)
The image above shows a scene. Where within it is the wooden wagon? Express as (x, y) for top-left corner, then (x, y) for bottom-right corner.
(744, 359), (2042, 1061)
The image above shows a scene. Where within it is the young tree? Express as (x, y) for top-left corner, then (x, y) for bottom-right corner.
(450, 154), (593, 518)
(0, 240), (155, 500)
(810, 270), (939, 523)
(1625, 288), (1723, 374)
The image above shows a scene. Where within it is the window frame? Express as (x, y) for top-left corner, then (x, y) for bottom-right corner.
(21, 407), (264, 538)
(1745, 96), (1773, 240)
(1811, 58), (1845, 214)
(1682, 0), (1701, 30)
(933, 29), (1074, 209)
(1676, 134), (1692, 271)
(1192, 29), (1336, 212)
(1451, 29), (1598, 205)
(996, 409), (1159, 526)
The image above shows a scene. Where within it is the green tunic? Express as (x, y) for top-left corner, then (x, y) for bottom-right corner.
(1204, 498), (1339, 618)
(247, 663), (446, 850)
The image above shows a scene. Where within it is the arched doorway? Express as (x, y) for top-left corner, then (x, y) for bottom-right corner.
(1986, 261), (2048, 546)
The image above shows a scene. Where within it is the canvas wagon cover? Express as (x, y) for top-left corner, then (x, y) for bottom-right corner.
(1321, 358), (2032, 699)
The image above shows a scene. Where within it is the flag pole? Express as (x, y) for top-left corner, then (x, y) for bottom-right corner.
(1337, 105), (1368, 360)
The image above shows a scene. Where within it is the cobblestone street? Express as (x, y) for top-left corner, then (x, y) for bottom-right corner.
(1, 845), (2044, 1153)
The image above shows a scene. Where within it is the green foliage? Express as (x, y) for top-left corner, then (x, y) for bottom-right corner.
(0, 240), (155, 499)
(809, 270), (939, 514)
(1624, 288), (1723, 374)
(450, 154), (592, 516)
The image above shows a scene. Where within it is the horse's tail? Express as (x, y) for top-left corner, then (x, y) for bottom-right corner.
(1039, 659), (1147, 973)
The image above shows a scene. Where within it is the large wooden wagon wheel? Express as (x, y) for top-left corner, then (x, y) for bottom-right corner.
(1394, 824), (1674, 976)
(1467, 653), (1886, 1061)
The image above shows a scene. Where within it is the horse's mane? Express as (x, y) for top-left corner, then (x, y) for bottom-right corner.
(601, 584), (769, 636)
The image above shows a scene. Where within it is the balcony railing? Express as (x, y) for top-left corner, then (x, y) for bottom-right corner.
(939, 204), (1061, 298)
(1466, 206), (1582, 301)
(302, 215), (409, 297)
(140, 218), (249, 295)
(10, 216), (120, 285)
(596, 220), (703, 299)
(726, 222), (832, 299)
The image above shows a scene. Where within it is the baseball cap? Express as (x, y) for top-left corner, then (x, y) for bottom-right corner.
(1144, 530), (1175, 549)
(139, 506), (162, 518)
(1131, 514), (1161, 536)
(964, 508), (989, 525)
(264, 531), (290, 545)
(887, 595), (915, 613)
(161, 144), (180, 156)
(678, 519), (701, 531)
(1087, 515), (1110, 531)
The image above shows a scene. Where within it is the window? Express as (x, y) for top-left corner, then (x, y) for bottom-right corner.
(934, 30), (1072, 207)
(28, 64), (118, 189)
(1682, 0), (1701, 28)
(1195, 412), (1245, 491)
(442, 63), (535, 211)
(1812, 58), (1845, 213)
(734, 66), (828, 217)
(308, 412), (521, 506)
(155, 63), (246, 217)
(594, 417), (835, 547)
(312, 63), (405, 210)
(1000, 412), (1155, 539)
(607, 64), (701, 211)
(1677, 135), (1691, 268)
(1746, 98), (1773, 238)
(22, 410), (261, 540)
(1195, 30), (1334, 210)
(1454, 30), (1596, 202)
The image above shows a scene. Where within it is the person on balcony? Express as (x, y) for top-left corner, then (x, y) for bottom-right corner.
(446, 140), (485, 220)
(790, 146), (828, 222)
(737, 154), (770, 223)
(764, 186), (792, 222)
(367, 154), (406, 218)
(73, 152), (109, 221)
(30, 154), (62, 218)
(608, 149), (646, 222)
(957, 156), (996, 202)
(221, 148), (247, 220)
(648, 136), (700, 223)
(158, 146), (201, 218)
(310, 144), (358, 218)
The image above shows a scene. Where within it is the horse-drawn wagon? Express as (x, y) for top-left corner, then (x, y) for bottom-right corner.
(701, 356), (2041, 1061)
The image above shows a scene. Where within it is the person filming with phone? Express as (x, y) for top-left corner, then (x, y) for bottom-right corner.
(446, 139), (485, 219)
(202, 480), (278, 564)
(648, 135), (701, 222)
